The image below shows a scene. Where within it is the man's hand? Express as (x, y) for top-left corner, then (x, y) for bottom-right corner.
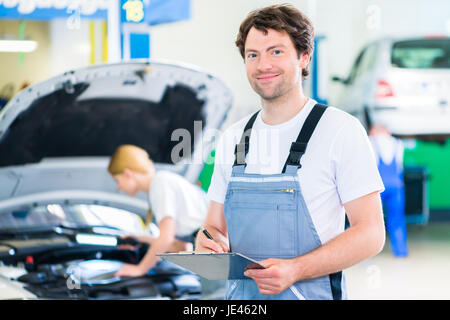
(195, 201), (229, 253)
(195, 230), (229, 253)
(114, 263), (146, 277)
(244, 258), (297, 295)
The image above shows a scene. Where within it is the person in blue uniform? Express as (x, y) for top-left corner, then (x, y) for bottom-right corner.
(369, 124), (409, 258)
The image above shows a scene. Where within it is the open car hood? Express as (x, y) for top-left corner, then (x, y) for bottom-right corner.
(0, 60), (232, 216)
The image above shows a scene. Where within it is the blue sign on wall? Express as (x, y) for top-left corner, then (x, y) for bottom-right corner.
(0, 0), (108, 20)
(145, 0), (190, 26)
(129, 33), (150, 59)
(121, 0), (145, 23)
(120, 0), (190, 60)
(1, 0), (191, 62)
(120, 0), (190, 25)
(0, 0), (190, 24)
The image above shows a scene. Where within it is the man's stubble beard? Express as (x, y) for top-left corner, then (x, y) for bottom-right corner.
(252, 74), (299, 103)
(254, 82), (284, 101)
(252, 75), (287, 102)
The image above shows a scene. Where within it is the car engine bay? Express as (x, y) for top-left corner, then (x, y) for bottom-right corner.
(0, 229), (202, 300)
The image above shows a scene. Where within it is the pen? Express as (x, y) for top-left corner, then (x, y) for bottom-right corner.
(201, 226), (214, 241)
(201, 226), (232, 252)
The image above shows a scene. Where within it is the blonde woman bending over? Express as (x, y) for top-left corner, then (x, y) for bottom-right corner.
(108, 144), (208, 277)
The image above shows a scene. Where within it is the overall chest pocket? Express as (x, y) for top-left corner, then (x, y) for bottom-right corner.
(228, 196), (298, 259)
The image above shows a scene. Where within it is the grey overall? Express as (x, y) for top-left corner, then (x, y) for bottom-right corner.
(223, 103), (345, 300)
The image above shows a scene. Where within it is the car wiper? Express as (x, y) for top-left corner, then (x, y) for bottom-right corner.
(0, 230), (15, 240)
(56, 223), (122, 232)
(53, 224), (124, 237)
(0, 223), (121, 236)
(0, 226), (56, 240)
(0, 224), (124, 244)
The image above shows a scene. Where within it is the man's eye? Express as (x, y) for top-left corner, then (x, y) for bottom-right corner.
(247, 53), (257, 59)
(273, 50), (282, 55)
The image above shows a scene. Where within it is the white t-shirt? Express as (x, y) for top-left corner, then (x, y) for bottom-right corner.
(207, 99), (385, 244)
(148, 170), (208, 237)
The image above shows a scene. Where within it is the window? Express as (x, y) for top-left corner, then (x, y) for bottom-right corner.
(0, 204), (143, 234)
(391, 39), (450, 69)
(347, 44), (378, 84)
(347, 49), (365, 84)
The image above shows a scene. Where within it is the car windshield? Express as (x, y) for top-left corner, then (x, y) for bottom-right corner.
(391, 38), (450, 69)
(0, 204), (143, 234)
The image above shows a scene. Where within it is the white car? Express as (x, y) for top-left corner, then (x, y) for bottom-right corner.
(332, 36), (450, 141)
(0, 60), (232, 299)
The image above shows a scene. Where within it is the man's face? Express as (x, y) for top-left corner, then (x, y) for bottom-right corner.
(244, 27), (309, 101)
(113, 172), (139, 196)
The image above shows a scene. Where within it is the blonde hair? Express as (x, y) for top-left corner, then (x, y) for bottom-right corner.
(108, 144), (154, 227)
(107, 144), (153, 175)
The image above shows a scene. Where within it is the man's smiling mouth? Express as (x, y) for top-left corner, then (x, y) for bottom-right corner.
(256, 74), (280, 81)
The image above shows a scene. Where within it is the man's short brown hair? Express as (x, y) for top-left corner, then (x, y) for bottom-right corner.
(235, 4), (315, 78)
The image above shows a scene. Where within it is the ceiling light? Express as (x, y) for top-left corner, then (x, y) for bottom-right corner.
(0, 40), (38, 53)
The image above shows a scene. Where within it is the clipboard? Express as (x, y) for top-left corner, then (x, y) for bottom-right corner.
(157, 252), (265, 280)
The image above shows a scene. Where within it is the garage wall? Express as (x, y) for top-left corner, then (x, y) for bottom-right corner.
(149, 0), (450, 127)
(3, 0), (448, 113)
(150, 0), (304, 126)
(0, 20), (52, 97)
(0, 18), (106, 99)
(50, 18), (105, 77)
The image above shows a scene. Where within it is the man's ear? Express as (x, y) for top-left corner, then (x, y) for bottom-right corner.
(299, 53), (311, 69)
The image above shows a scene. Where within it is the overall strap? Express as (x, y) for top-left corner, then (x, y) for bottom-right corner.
(282, 103), (328, 174)
(233, 110), (260, 167)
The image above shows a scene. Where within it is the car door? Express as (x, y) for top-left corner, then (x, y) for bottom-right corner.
(337, 43), (379, 124)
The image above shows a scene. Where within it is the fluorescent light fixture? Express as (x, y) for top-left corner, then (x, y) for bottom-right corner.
(75, 233), (118, 246)
(0, 40), (38, 52)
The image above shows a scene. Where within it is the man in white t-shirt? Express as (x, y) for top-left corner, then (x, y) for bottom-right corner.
(107, 144), (208, 277)
(195, 4), (386, 300)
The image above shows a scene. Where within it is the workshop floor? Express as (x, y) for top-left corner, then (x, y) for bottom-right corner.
(345, 222), (450, 300)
